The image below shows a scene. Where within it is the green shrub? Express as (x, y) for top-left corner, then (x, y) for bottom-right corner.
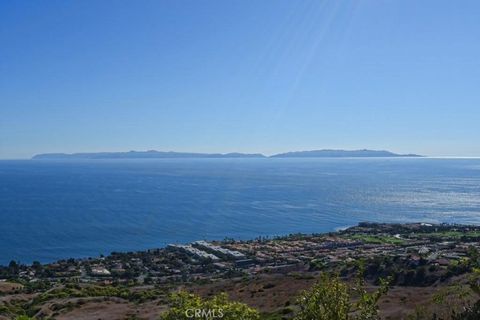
(160, 291), (260, 320)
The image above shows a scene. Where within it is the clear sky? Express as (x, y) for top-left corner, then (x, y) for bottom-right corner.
(1, 0), (480, 159)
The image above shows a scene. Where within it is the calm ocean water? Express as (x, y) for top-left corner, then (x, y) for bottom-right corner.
(1, 158), (480, 265)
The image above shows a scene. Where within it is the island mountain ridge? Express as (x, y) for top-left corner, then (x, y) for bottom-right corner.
(32, 149), (422, 159)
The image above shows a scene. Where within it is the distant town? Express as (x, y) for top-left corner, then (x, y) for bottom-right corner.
(2, 222), (480, 319)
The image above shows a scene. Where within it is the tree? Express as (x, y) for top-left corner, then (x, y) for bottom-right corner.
(32, 261), (43, 274)
(295, 269), (390, 320)
(160, 291), (260, 320)
(353, 263), (391, 320)
(8, 260), (19, 274)
(295, 273), (350, 320)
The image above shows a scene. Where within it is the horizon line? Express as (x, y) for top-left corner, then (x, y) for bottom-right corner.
(4, 156), (480, 161)
(5, 149), (480, 160)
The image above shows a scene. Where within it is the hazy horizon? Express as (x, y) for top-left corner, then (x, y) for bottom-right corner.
(5, 148), (480, 160)
(2, 147), (480, 160)
(2, 1), (480, 159)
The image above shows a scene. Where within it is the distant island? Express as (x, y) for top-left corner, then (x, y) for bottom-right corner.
(271, 149), (422, 158)
(32, 150), (266, 160)
(32, 149), (422, 160)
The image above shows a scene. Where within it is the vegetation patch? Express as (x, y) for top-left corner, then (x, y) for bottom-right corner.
(348, 234), (405, 245)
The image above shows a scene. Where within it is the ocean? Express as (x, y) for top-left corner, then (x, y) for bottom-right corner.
(1, 158), (480, 265)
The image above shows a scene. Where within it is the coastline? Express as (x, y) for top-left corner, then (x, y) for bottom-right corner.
(3, 221), (480, 319)
(0, 221), (453, 267)
(2, 221), (479, 269)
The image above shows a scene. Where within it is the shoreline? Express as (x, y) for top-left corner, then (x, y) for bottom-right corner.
(0, 222), (425, 267)
(3, 221), (480, 319)
(0, 221), (480, 268)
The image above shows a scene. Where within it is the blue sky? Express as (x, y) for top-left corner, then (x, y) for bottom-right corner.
(1, 0), (480, 159)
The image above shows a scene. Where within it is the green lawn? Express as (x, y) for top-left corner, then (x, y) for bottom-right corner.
(347, 234), (405, 245)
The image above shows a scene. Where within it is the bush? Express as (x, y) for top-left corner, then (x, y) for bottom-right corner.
(294, 268), (390, 320)
(451, 299), (480, 319)
(295, 273), (350, 320)
(160, 291), (260, 320)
